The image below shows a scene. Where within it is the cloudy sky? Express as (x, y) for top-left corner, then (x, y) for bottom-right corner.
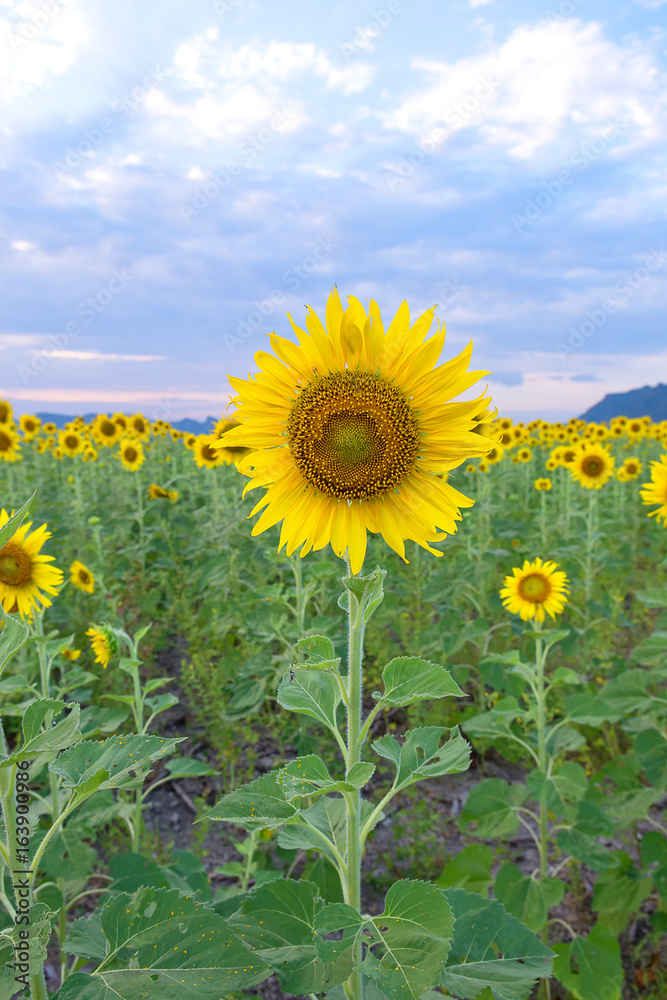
(1, 0), (665, 423)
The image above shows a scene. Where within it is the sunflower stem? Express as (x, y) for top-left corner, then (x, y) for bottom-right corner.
(343, 553), (365, 1000)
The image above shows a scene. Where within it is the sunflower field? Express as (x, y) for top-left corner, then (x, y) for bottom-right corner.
(1, 292), (667, 1000)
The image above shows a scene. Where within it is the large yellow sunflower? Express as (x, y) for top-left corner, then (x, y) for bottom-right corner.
(569, 441), (615, 489)
(500, 557), (570, 623)
(216, 288), (494, 573)
(59, 429), (86, 458)
(0, 511), (64, 618)
(640, 453), (667, 526)
(92, 414), (121, 447)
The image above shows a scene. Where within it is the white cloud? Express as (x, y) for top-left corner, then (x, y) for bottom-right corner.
(382, 20), (667, 160)
(469, 0), (493, 6)
(42, 350), (166, 361)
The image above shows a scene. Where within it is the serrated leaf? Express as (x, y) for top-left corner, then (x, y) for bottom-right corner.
(552, 924), (622, 1000)
(276, 796), (380, 870)
(199, 771), (298, 831)
(294, 634), (341, 672)
(49, 734), (182, 792)
(228, 878), (346, 994)
(634, 587), (667, 609)
(436, 845), (494, 897)
(342, 567), (386, 624)
(565, 694), (621, 725)
(459, 779), (528, 838)
(3, 902), (54, 980)
(163, 757), (217, 780)
(276, 669), (342, 739)
(62, 910), (107, 961)
(278, 755), (374, 800)
(633, 729), (667, 788)
(526, 763), (587, 818)
(555, 829), (615, 872)
(591, 850), (653, 933)
(548, 667), (583, 687)
(462, 699), (527, 743)
(493, 865), (564, 932)
(56, 887), (273, 999)
(545, 725), (586, 755)
(0, 699), (81, 764)
(372, 726), (470, 792)
(440, 888), (554, 1000)
(374, 656), (464, 707)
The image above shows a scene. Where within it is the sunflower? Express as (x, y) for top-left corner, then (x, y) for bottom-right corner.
(640, 454), (667, 526)
(118, 439), (145, 471)
(19, 415), (40, 440)
(545, 458), (558, 471)
(70, 560), (95, 594)
(183, 433), (197, 450)
(53, 447), (64, 460)
(619, 457), (642, 480)
(59, 429), (85, 458)
(517, 447), (532, 463)
(0, 425), (21, 462)
(534, 478), (552, 491)
(465, 464), (477, 473)
(61, 647), (81, 661)
(627, 418), (647, 440)
(82, 445), (98, 462)
(129, 413), (150, 440)
(42, 422), (57, 435)
(92, 414), (121, 447)
(112, 412), (128, 432)
(485, 444), (505, 465)
(500, 557), (569, 623)
(0, 510), (64, 618)
(478, 459), (489, 473)
(148, 483), (179, 502)
(217, 288), (494, 572)
(86, 625), (117, 669)
(569, 441), (615, 489)
(213, 417), (252, 466)
(0, 400), (13, 425)
(193, 434), (225, 469)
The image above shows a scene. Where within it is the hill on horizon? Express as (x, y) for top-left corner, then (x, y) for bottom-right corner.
(579, 383), (667, 423)
(34, 413), (218, 434)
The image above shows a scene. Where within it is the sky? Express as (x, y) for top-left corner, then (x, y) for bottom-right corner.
(0, 0), (666, 424)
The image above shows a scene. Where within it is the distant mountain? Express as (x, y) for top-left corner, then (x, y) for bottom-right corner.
(579, 384), (667, 423)
(35, 413), (219, 434)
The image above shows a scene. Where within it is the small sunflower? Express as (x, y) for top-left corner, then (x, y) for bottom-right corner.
(485, 444), (505, 465)
(86, 625), (117, 669)
(193, 434), (225, 469)
(569, 442), (615, 489)
(19, 415), (40, 440)
(183, 433), (197, 450)
(619, 457), (642, 480)
(465, 464), (476, 473)
(517, 447), (532, 463)
(118, 439), (145, 471)
(500, 557), (570, 623)
(70, 560), (95, 594)
(112, 412), (128, 433)
(534, 478), (552, 491)
(545, 458), (558, 471)
(213, 417), (252, 466)
(640, 453), (667, 526)
(92, 414), (121, 447)
(0, 425), (21, 462)
(82, 445), (98, 462)
(148, 483), (179, 501)
(218, 288), (494, 572)
(61, 647), (81, 661)
(0, 400), (13, 425)
(59, 429), (85, 458)
(42, 422), (57, 435)
(0, 511), (64, 618)
(129, 413), (150, 440)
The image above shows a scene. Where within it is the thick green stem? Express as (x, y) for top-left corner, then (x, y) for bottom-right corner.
(343, 555), (365, 1000)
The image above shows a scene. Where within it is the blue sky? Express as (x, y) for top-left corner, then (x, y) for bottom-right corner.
(1, 0), (666, 423)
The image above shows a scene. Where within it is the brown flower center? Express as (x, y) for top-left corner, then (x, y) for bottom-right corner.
(0, 432), (11, 452)
(287, 370), (420, 500)
(582, 456), (603, 477)
(124, 447), (138, 463)
(100, 420), (116, 437)
(518, 573), (550, 603)
(0, 543), (32, 587)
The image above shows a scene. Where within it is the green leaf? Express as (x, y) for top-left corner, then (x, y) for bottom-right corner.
(526, 763), (587, 818)
(555, 830), (616, 872)
(41, 826), (98, 891)
(633, 729), (667, 788)
(549, 667), (583, 688)
(57, 886), (273, 999)
(552, 924), (623, 1000)
(373, 656), (464, 707)
(276, 669), (342, 739)
(440, 888), (554, 1000)
(493, 864), (564, 932)
(78, 705), (129, 737)
(0, 493), (36, 547)
(164, 850), (211, 899)
(600, 670), (654, 715)
(602, 788), (663, 829)
(316, 880), (454, 1000)
(49, 734), (182, 793)
(0, 605), (29, 677)
(372, 726), (471, 792)
(302, 854), (345, 904)
(565, 694), (621, 725)
(436, 845), (494, 897)
(458, 779), (528, 838)
(591, 850), (653, 934)
(108, 852), (170, 892)
(62, 910), (107, 961)
(278, 755), (374, 800)
(163, 757), (217, 780)
(199, 771), (298, 831)
(0, 698), (82, 765)
(634, 586), (667, 608)
(276, 796), (381, 870)
(341, 567), (386, 623)
(462, 699), (527, 743)
(294, 634), (341, 672)
(545, 725), (586, 756)
(3, 902), (54, 981)
(630, 632), (667, 665)
(228, 877), (346, 995)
